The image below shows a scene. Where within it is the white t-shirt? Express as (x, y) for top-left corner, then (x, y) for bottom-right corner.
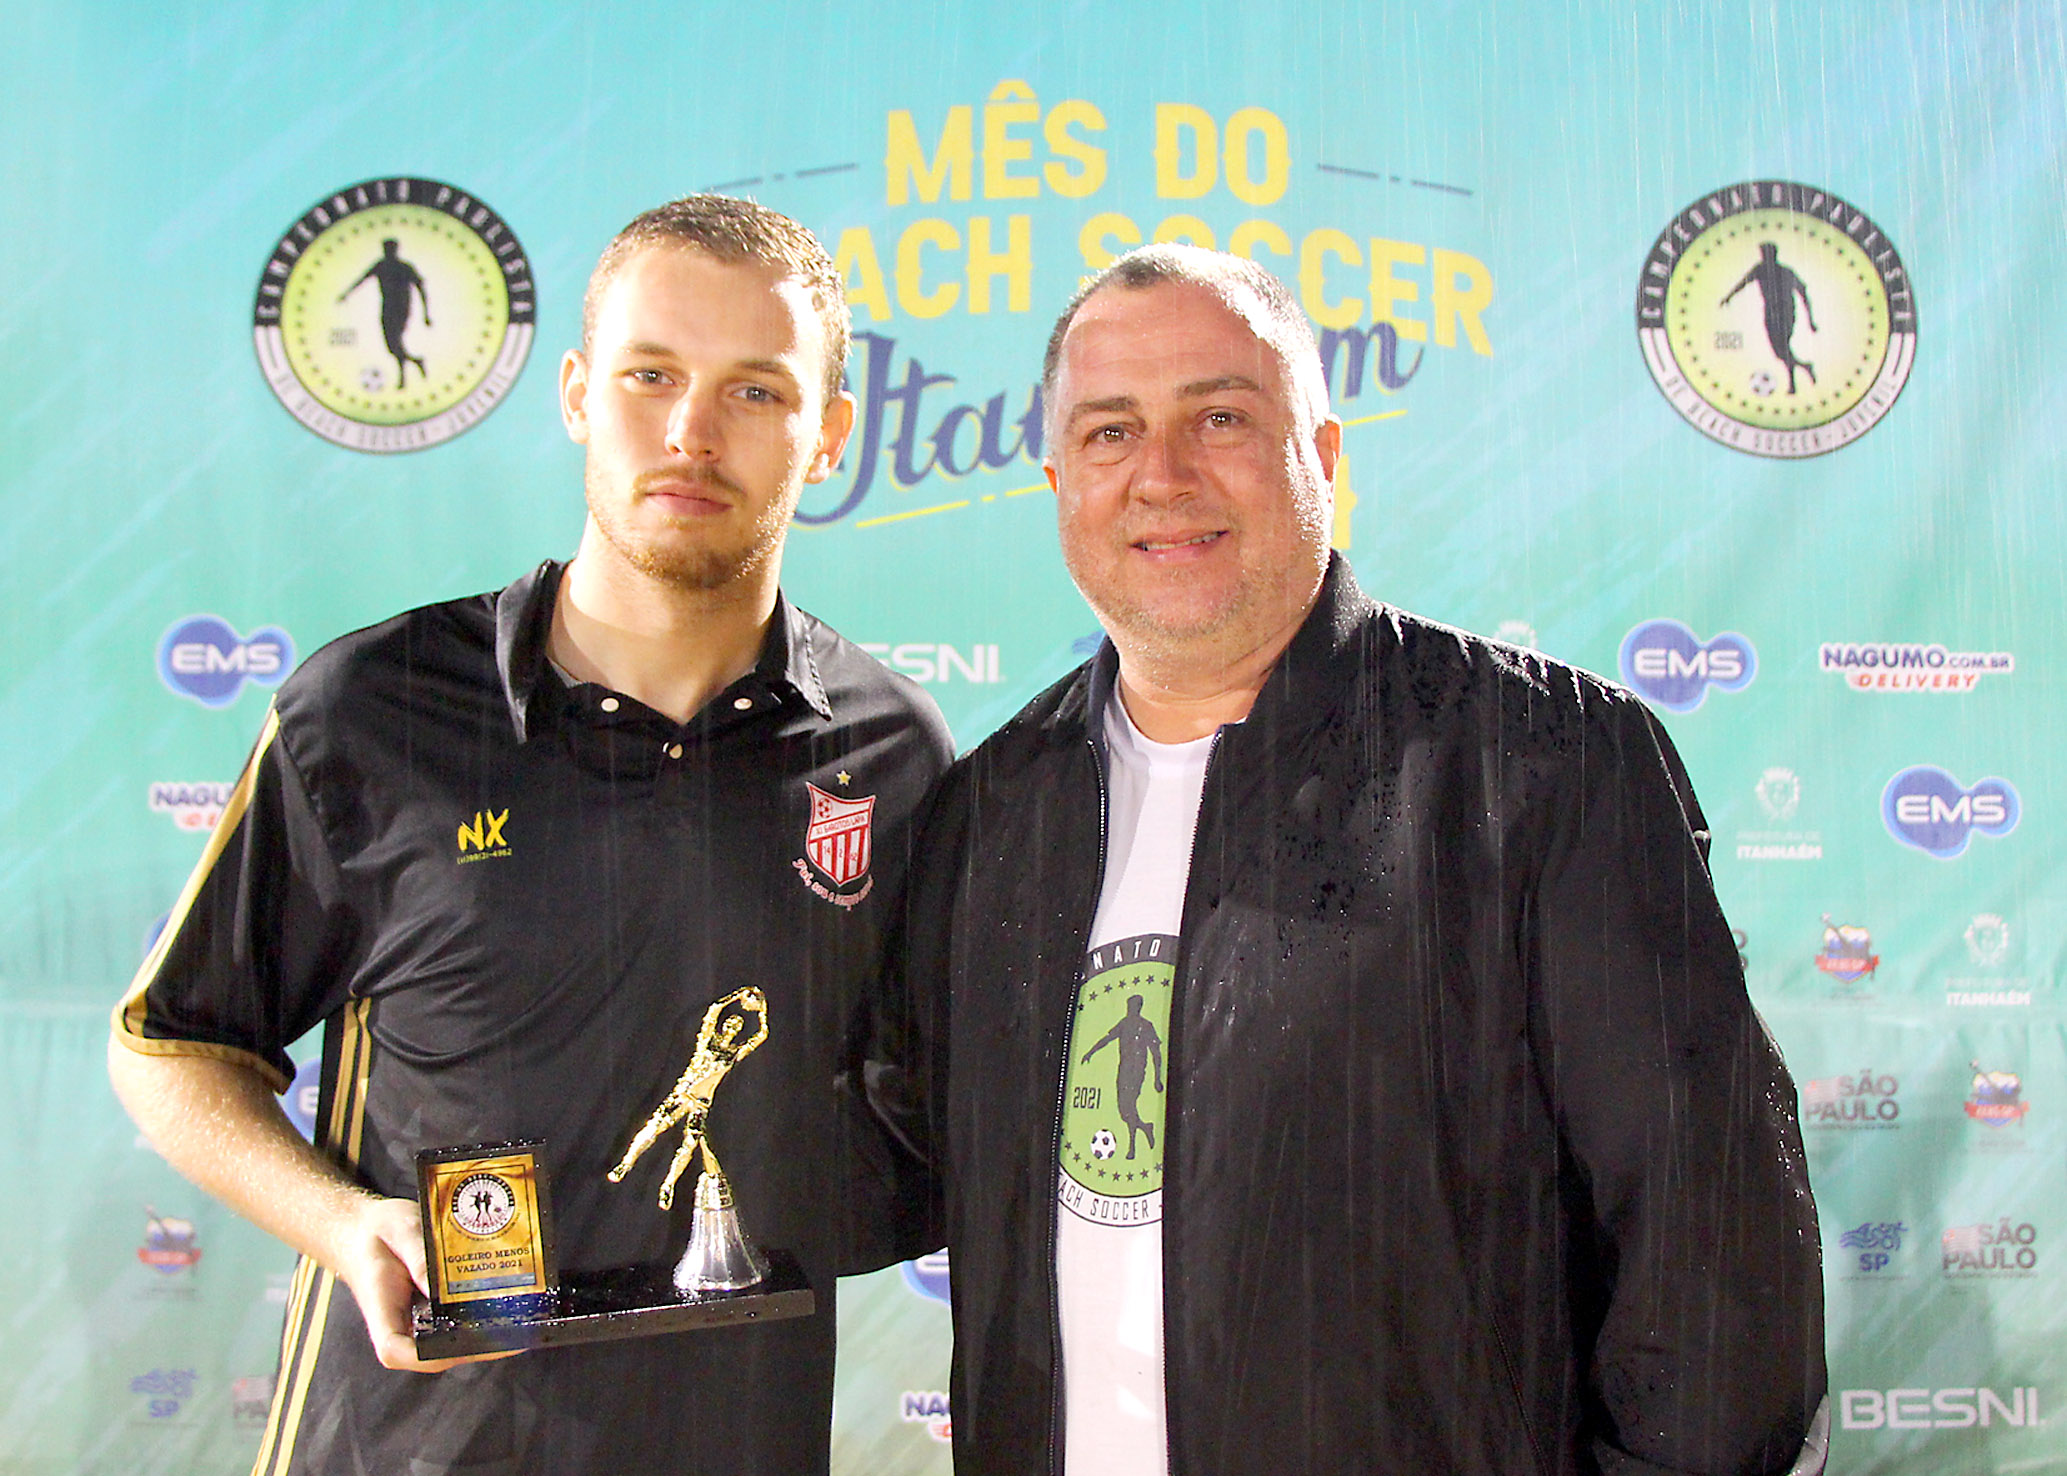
(1055, 693), (1214, 1476)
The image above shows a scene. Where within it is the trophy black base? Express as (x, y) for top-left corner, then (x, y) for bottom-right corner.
(412, 1247), (814, 1358)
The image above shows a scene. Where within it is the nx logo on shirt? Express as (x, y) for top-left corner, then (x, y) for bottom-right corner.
(456, 808), (510, 862)
(1881, 767), (2019, 858)
(1618, 619), (1756, 712)
(157, 616), (294, 708)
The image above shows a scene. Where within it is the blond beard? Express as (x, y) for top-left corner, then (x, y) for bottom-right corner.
(584, 464), (796, 593)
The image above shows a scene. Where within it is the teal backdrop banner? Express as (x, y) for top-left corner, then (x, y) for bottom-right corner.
(4, 3), (2063, 1472)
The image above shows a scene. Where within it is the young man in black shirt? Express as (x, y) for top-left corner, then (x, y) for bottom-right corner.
(111, 196), (951, 1475)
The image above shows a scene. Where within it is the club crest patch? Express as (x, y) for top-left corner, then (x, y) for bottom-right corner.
(795, 782), (875, 907)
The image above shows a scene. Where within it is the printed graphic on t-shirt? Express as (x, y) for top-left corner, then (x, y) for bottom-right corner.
(1058, 932), (1173, 1225)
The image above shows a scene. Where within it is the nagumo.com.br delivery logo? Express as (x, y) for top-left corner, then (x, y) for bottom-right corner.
(1821, 640), (2013, 693)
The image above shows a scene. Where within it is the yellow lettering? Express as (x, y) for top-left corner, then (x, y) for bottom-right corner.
(1431, 249), (1494, 355)
(832, 226), (892, 323)
(895, 218), (961, 318)
(1331, 451), (1357, 551)
(1299, 228), (1363, 329)
(1369, 238), (1427, 343)
(457, 814), (485, 851)
(967, 215), (1032, 314)
(1153, 103), (1217, 198)
(482, 808), (509, 848)
(1228, 219), (1293, 268)
(885, 107), (974, 206)
(1043, 99), (1108, 198)
(1151, 214), (1216, 248)
(1078, 211), (1141, 272)
(1223, 107), (1290, 206)
(981, 80), (1040, 200)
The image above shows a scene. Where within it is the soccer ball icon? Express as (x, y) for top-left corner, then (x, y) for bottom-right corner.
(1747, 369), (1776, 397)
(360, 366), (387, 392)
(1089, 1129), (1117, 1161)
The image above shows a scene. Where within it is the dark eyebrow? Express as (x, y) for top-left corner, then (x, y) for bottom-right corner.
(614, 344), (802, 388)
(1177, 374), (1262, 397)
(1063, 394), (1138, 427)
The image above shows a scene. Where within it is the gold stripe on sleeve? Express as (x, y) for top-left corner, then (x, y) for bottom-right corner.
(112, 704), (283, 1046)
(253, 998), (376, 1476)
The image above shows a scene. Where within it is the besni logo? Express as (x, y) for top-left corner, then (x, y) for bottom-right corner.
(157, 616), (293, 708)
(1882, 767), (2018, 858)
(1618, 620), (1755, 712)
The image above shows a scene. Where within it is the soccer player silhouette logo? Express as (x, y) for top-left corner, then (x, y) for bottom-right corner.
(1722, 241), (1817, 394)
(339, 238), (432, 388)
(1080, 993), (1165, 1160)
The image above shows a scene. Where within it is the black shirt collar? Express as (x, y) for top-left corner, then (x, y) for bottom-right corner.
(493, 559), (831, 742)
(1053, 551), (1374, 749)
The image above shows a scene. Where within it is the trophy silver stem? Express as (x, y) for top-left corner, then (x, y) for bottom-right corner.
(672, 1167), (770, 1294)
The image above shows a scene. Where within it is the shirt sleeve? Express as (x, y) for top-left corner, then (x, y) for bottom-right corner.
(110, 702), (357, 1093)
(1531, 688), (1827, 1476)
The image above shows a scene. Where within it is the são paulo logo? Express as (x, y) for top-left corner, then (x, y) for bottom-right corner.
(1941, 1217), (2038, 1276)
(1881, 766), (2019, 858)
(253, 177), (535, 453)
(1637, 181), (1915, 457)
(1802, 1068), (1900, 1129)
(1618, 619), (1755, 712)
(157, 616), (293, 708)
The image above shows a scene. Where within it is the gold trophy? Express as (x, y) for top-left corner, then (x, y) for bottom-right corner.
(608, 986), (770, 1292)
(411, 985), (812, 1357)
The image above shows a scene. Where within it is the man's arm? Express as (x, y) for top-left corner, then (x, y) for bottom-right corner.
(107, 1043), (502, 1373)
(1533, 690), (1825, 1475)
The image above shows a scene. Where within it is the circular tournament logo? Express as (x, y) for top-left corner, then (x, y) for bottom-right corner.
(1058, 934), (1173, 1225)
(1636, 181), (1915, 457)
(252, 177), (535, 453)
(448, 1173), (519, 1238)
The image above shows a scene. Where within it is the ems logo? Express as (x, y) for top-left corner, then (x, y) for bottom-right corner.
(1636, 180), (1915, 457)
(253, 177), (535, 453)
(794, 783), (875, 907)
(157, 615), (293, 708)
(1882, 766), (2019, 858)
(1964, 1064), (2029, 1128)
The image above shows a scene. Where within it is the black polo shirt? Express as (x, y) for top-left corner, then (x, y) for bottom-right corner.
(114, 560), (953, 1475)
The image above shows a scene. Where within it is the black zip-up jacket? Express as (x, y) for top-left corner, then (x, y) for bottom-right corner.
(884, 557), (1825, 1475)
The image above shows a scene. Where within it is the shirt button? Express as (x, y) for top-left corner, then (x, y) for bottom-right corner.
(599, 697), (620, 713)
(667, 743), (684, 759)
(732, 696), (753, 711)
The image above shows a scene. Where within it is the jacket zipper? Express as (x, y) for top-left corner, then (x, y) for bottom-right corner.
(1155, 728), (1219, 1476)
(1045, 731), (1111, 1476)
(1046, 720), (1222, 1476)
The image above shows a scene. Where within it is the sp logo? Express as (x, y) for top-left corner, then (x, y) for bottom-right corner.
(1882, 767), (2018, 858)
